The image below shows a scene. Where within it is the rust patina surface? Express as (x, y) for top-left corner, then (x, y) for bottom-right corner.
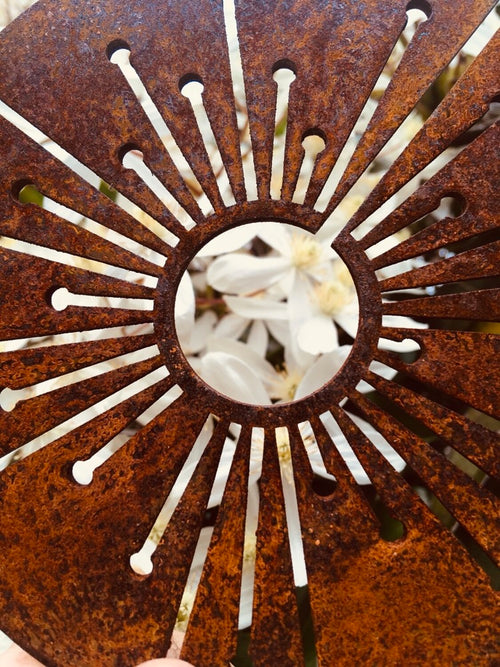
(0, 0), (498, 665)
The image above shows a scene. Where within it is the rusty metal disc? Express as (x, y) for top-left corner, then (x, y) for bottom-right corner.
(0, 0), (498, 665)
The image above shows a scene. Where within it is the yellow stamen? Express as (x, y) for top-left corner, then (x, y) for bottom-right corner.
(290, 233), (322, 269)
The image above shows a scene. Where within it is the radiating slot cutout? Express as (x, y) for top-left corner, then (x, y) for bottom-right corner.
(0, 99), (179, 249)
(237, 426), (264, 629)
(179, 76), (236, 208)
(363, 195), (466, 257)
(319, 410), (371, 485)
(222, 0), (258, 200)
(15, 182), (165, 272)
(107, 43), (213, 215)
(0, 236), (153, 284)
(50, 287), (154, 312)
(0, 324), (155, 354)
(0, 364), (168, 472)
(320, 408), (407, 484)
(275, 426), (307, 586)
(129, 414), (216, 576)
(292, 132), (326, 205)
(0, 344), (159, 413)
(270, 62), (296, 200)
(174, 425), (240, 633)
(315, 3), (432, 219)
(298, 420), (337, 495)
(121, 147), (197, 231)
(72, 382), (181, 486)
(361, 486), (407, 542)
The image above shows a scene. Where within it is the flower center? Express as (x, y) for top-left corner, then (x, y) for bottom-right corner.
(290, 233), (322, 269)
(314, 279), (351, 316)
(271, 366), (304, 402)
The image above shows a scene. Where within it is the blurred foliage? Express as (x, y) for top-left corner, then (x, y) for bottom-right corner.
(417, 54), (474, 119)
(17, 183), (43, 206)
(232, 587), (317, 667)
(99, 180), (118, 202)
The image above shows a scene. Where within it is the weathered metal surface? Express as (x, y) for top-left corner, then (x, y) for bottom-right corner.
(0, 0), (497, 665)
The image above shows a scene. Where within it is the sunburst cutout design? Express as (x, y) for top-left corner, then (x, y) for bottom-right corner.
(0, 1), (499, 665)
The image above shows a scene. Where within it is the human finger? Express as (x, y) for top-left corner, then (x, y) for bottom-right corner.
(0, 645), (44, 666)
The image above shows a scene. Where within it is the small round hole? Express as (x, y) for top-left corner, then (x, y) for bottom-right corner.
(203, 506), (219, 527)
(13, 181), (43, 205)
(119, 144), (144, 168)
(272, 58), (297, 77)
(106, 39), (131, 62)
(301, 132), (326, 158)
(438, 194), (467, 218)
(406, 0), (432, 21)
(311, 474), (337, 497)
(379, 516), (406, 542)
(51, 287), (70, 312)
(179, 74), (204, 98)
(72, 460), (94, 486)
(130, 551), (153, 576)
(272, 64), (296, 87)
(0, 387), (18, 412)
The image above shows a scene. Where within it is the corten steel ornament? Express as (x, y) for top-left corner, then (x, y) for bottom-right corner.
(0, 0), (499, 665)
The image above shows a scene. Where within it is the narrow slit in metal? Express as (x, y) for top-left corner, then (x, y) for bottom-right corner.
(314, 6), (433, 236)
(108, 45), (213, 216)
(0, 345), (159, 413)
(16, 184), (165, 272)
(0, 99), (179, 249)
(0, 236), (155, 284)
(180, 78), (236, 208)
(173, 425), (239, 635)
(275, 426), (308, 586)
(121, 148), (197, 231)
(50, 287), (154, 313)
(129, 413), (215, 576)
(72, 382), (180, 486)
(0, 364), (169, 472)
(237, 426), (264, 630)
(298, 420), (337, 486)
(270, 65), (296, 200)
(0, 324), (155, 354)
(292, 132), (326, 205)
(223, 0), (258, 200)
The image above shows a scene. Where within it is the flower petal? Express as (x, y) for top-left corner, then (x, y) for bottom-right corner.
(174, 271), (195, 345)
(257, 222), (292, 255)
(207, 254), (290, 294)
(247, 320), (268, 357)
(214, 313), (249, 340)
(199, 351), (271, 404)
(207, 337), (277, 386)
(297, 315), (339, 355)
(189, 310), (218, 354)
(334, 299), (359, 339)
(197, 223), (264, 256)
(225, 295), (288, 320)
(294, 349), (346, 399)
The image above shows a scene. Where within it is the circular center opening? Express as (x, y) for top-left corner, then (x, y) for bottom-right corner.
(175, 222), (359, 405)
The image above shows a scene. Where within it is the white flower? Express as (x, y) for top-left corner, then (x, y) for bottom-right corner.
(206, 222), (362, 357)
(207, 222), (335, 296)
